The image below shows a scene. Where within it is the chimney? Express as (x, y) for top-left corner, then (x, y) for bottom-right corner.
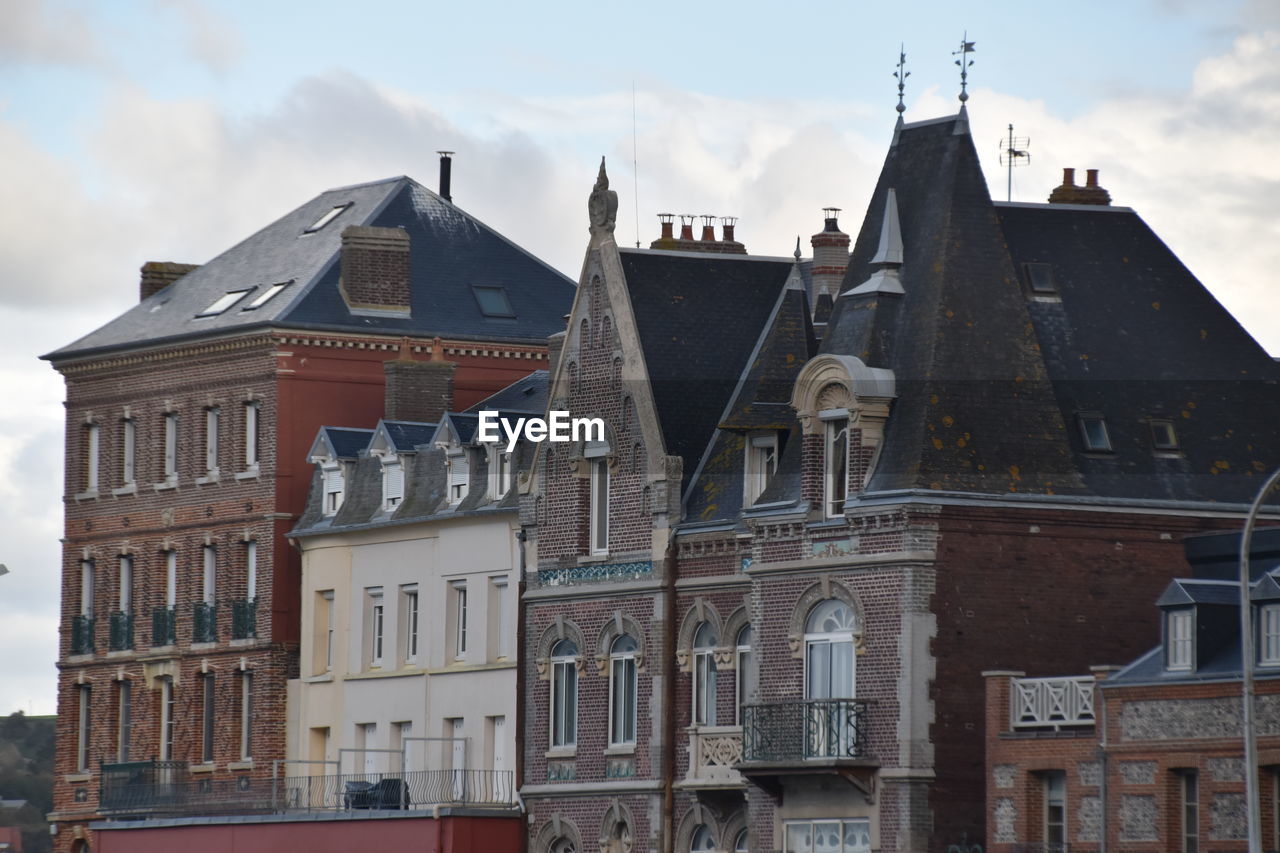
(437, 151), (454, 203)
(139, 261), (199, 302)
(546, 330), (566, 378)
(810, 207), (851, 305)
(649, 214), (679, 251)
(1049, 167), (1111, 205)
(721, 217), (737, 244)
(383, 337), (455, 423)
(679, 215), (695, 241)
(699, 215), (717, 242)
(340, 225), (412, 315)
(1085, 169), (1099, 187)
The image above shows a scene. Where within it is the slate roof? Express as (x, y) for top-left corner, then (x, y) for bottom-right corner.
(46, 176), (575, 360)
(316, 427), (375, 460)
(379, 420), (438, 453)
(466, 370), (549, 414)
(1155, 578), (1241, 607)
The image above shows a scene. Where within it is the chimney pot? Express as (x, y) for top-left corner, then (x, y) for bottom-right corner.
(1086, 168), (1099, 188)
(1062, 167), (1076, 186)
(822, 206), (842, 233)
(679, 215), (695, 241)
(720, 216), (738, 243)
(699, 215), (717, 242)
(437, 151), (454, 203)
(657, 213), (674, 241)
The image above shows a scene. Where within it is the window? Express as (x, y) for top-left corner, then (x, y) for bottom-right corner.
(471, 285), (516, 318)
(197, 290), (252, 317)
(448, 451), (469, 504)
(240, 672), (253, 759)
(205, 407), (220, 473)
(322, 464), (344, 515)
(1078, 413), (1113, 452)
(163, 412), (178, 480)
(357, 722), (377, 774)
(693, 622), (718, 726)
(246, 541), (257, 602)
(805, 600), (858, 758)
(121, 418), (136, 485)
(244, 402), (260, 467)
(588, 451), (609, 555)
(201, 673), (215, 763)
(733, 828), (749, 853)
(303, 203), (350, 234)
(159, 678), (175, 761)
(550, 638), (578, 748)
(403, 586), (420, 663)
(165, 550), (176, 608)
(691, 825), (716, 851)
(318, 590), (335, 673)
(608, 634), (638, 746)
(453, 582), (468, 660)
(368, 589), (385, 667)
(243, 282), (289, 310)
(491, 579), (510, 660)
(1167, 608), (1194, 671)
(202, 546), (216, 603)
(1044, 771), (1066, 851)
(736, 625), (756, 725)
(116, 681), (132, 762)
(783, 819), (871, 853)
(76, 685), (91, 771)
(744, 432), (779, 505)
(1263, 604), (1280, 665)
(118, 555), (132, 614)
(1150, 419), (1179, 451)
(85, 423), (100, 493)
(80, 560), (94, 617)
(1181, 770), (1199, 853)
(1023, 262), (1058, 294)
(490, 447), (512, 499)
(382, 458), (404, 510)
(825, 417), (849, 517)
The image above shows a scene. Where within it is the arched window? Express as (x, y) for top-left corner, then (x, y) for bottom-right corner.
(824, 415), (849, 517)
(804, 600), (857, 757)
(550, 639), (578, 748)
(690, 825), (716, 852)
(609, 634), (638, 746)
(734, 827), (750, 853)
(550, 839), (577, 853)
(692, 622), (717, 726)
(735, 625), (755, 725)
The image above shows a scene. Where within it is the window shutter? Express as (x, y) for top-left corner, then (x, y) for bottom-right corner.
(324, 467), (343, 496)
(449, 453), (469, 498)
(384, 462), (404, 504)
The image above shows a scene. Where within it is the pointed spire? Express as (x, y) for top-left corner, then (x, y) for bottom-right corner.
(785, 237), (805, 292)
(794, 236), (802, 262)
(844, 189), (905, 298)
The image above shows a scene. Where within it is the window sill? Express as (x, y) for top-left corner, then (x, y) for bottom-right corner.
(189, 763), (216, 774)
(227, 760), (254, 771)
(73, 490), (99, 502)
(105, 650), (136, 659)
(578, 553), (610, 564)
(603, 745), (636, 756)
(304, 673), (334, 683)
(545, 748), (577, 760)
(66, 653), (94, 663)
(191, 642), (217, 651)
(195, 471), (221, 485)
(234, 468), (261, 481)
(64, 773), (91, 784)
(230, 638), (258, 647)
(112, 484), (137, 497)
(153, 479), (178, 492)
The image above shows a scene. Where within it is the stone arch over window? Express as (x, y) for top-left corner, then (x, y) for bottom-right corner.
(676, 598), (723, 673)
(787, 579), (865, 658)
(720, 604), (752, 670)
(594, 611), (647, 675)
(535, 617), (586, 680)
(600, 314), (614, 349)
(790, 354), (897, 493)
(534, 815), (584, 853)
(721, 812), (750, 853)
(674, 804), (720, 853)
(599, 799), (636, 853)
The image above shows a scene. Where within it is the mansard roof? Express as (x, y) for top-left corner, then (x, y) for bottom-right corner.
(372, 420), (438, 455)
(308, 426), (375, 461)
(46, 176), (575, 361)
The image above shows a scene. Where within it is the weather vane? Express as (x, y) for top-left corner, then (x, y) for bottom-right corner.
(894, 45), (910, 116)
(953, 32), (975, 104)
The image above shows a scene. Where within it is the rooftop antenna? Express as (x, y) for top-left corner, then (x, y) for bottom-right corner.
(893, 44), (910, 123)
(998, 123), (1031, 202)
(632, 81), (641, 249)
(953, 32), (975, 104)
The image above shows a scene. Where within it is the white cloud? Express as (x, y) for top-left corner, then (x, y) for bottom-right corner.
(0, 0), (102, 67)
(155, 0), (243, 74)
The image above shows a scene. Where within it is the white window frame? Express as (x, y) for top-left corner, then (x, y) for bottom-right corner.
(782, 818), (872, 853)
(200, 672), (216, 763)
(322, 463), (344, 516)
(1181, 770), (1198, 853)
(1044, 770), (1066, 850)
(692, 622), (717, 727)
(490, 447), (512, 499)
(608, 635), (638, 747)
(382, 457), (404, 511)
(163, 412), (178, 481)
(160, 677), (175, 761)
(202, 545), (216, 604)
(244, 401), (260, 468)
(121, 418), (136, 485)
(453, 582), (468, 660)
(117, 680), (132, 762)
(369, 589), (385, 668)
(321, 590), (335, 672)
(403, 586), (420, 664)
(76, 684), (91, 771)
(448, 450), (470, 505)
(246, 540), (257, 601)
(492, 578), (510, 660)
(240, 671), (253, 760)
(587, 443), (610, 555)
(823, 414), (850, 518)
(550, 640), (578, 749)
(80, 560), (94, 618)
(735, 625), (755, 726)
(118, 554), (132, 613)
(1167, 608), (1194, 671)
(744, 431), (779, 505)
(165, 550), (177, 608)
(1262, 604), (1280, 666)
(85, 422), (100, 494)
(205, 406), (220, 474)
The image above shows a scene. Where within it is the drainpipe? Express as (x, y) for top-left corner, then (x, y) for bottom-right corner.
(662, 533), (678, 853)
(1097, 675), (1108, 853)
(516, 525), (529, 853)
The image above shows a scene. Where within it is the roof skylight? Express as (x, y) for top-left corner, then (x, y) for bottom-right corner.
(196, 290), (252, 317)
(472, 285), (515, 318)
(242, 281), (291, 311)
(303, 203), (351, 234)
(1023, 262), (1057, 294)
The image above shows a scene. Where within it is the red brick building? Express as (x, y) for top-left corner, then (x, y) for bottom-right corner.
(42, 169), (574, 851)
(516, 109), (1280, 853)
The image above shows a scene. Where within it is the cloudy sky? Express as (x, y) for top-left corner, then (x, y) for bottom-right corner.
(2, 0), (1278, 716)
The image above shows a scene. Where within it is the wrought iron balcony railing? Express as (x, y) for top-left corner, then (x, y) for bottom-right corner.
(231, 599), (257, 640)
(192, 601), (217, 644)
(1012, 676), (1095, 729)
(741, 699), (870, 763)
(70, 615), (95, 655)
(151, 606), (176, 647)
(108, 611), (134, 651)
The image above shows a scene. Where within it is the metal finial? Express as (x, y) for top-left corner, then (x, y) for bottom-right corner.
(794, 236), (802, 262)
(953, 32), (975, 104)
(893, 45), (910, 115)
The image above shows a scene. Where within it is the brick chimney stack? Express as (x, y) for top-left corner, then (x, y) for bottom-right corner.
(339, 225), (412, 315)
(679, 215), (695, 241)
(383, 337), (455, 423)
(810, 208), (851, 305)
(649, 213), (746, 254)
(139, 261), (200, 302)
(1048, 167), (1112, 206)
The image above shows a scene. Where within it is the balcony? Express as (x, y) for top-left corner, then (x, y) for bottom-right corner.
(231, 599), (257, 640)
(151, 606), (176, 647)
(192, 601), (217, 644)
(98, 761), (515, 819)
(108, 611), (134, 651)
(70, 615), (95, 655)
(738, 699), (875, 798)
(1011, 676), (1094, 730)
(683, 726), (744, 788)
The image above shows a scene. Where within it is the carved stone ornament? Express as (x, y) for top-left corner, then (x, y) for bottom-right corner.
(713, 647), (734, 668)
(594, 654), (608, 677)
(588, 157), (619, 237)
(675, 649), (690, 672)
(535, 657), (549, 680)
(634, 651), (646, 672)
(574, 655), (587, 674)
(787, 633), (803, 658)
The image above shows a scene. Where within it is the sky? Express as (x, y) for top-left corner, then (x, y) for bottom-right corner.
(2, 0), (1278, 716)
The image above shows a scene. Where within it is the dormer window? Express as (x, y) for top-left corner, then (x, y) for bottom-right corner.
(1077, 413), (1113, 453)
(448, 450), (470, 504)
(744, 432), (779, 506)
(586, 440), (610, 555)
(1261, 604), (1280, 666)
(824, 416), (849, 518)
(1166, 609), (1193, 671)
(382, 458), (404, 510)
(322, 464), (344, 516)
(490, 447), (512, 499)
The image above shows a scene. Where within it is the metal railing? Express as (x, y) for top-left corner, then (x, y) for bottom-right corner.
(98, 761), (514, 819)
(108, 611), (134, 651)
(192, 601), (217, 644)
(231, 599), (257, 640)
(151, 606), (176, 647)
(741, 699), (870, 762)
(1012, 676), (1095, 729)
(70, 615), (95, 655)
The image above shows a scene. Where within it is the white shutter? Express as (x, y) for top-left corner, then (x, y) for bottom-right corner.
(323, 466), (344, 514)
(449, 453), (469, 502)
(383, 461), (404, 507)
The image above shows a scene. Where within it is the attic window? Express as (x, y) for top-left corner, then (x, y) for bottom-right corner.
(1149, 419), (1179, 451)
(196, 290), (252, 317)
(242, 282), (290, 311)
(1261, 604), (1280, 666)
(1023, 262), (1057, 294)
(303, 203), (351, 234)
(1077, 413), (1113, 453)
(472, 286), (515, 318)
(1166, 608), (1193, 671)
